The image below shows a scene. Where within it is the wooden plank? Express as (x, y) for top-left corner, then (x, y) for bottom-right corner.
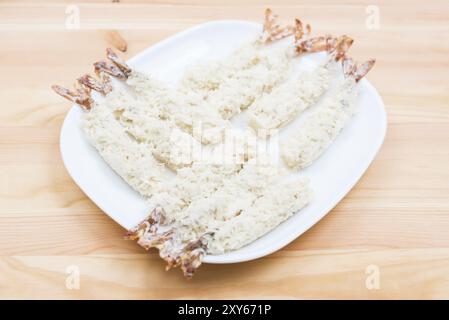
(1, 249), (449, 299)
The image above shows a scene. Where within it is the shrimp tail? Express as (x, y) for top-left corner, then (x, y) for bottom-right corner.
(354, 59), (376, 82)
(105, 48), (132, 77)
(296, 34), (333, 54)
(51, 69), (114, 110)
(259, 8), (294, 44)
(176, 233), (213, 279)
(329, 35), (354, 61)
(77, 74), (112, 95)
(125, 207), (177, 256)
(124, 206), (167, 240)
(342, 56), (355, 76)
(125, 207), (213, 278)
(293, 18), (311, 44)
(51, 84), (93, 110)
(342, 57), (375, 82)
(162, 232), (213, 278)
(94, 61), (128, 79)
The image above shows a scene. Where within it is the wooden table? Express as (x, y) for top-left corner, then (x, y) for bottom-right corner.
(1, 0), (448, 299)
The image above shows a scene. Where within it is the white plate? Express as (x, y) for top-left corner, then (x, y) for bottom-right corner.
(60, 20), (387, 264)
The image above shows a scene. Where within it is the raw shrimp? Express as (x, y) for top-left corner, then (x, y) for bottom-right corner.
(175, 159), (312, 255)
(52, 81), (171, 197)
(281, 57), (376, 170)
(54, 72), (199, 170)
(208, 177), (312, 254)
(248, 35), (354, 131)
(180, 9), (312, 120)
(127, 157), (312, 276)
(95, 49), (229, 145)
(124, 162), (244, 278)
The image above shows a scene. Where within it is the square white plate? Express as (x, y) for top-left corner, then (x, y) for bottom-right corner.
(60, 20), (387, 264)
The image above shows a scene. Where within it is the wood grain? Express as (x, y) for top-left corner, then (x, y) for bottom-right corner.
(0, 0), (448, 299)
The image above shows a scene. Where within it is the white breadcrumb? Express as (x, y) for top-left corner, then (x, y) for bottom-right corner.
(146, 163), (243, 224)
(99, 89), (198, 169)
(84, 64), (314, 255)
(126, 71), (229, 145)
(205, 128), (260, 165)
(248, 60), (338, 131)
(208, 177), (312, 254)
(83, 102), (170, 197)
(281, 78), (358, 169)
(181, 44), (294, 119)
(179, 157), (288, 228)
(151, 157), (312, 254)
